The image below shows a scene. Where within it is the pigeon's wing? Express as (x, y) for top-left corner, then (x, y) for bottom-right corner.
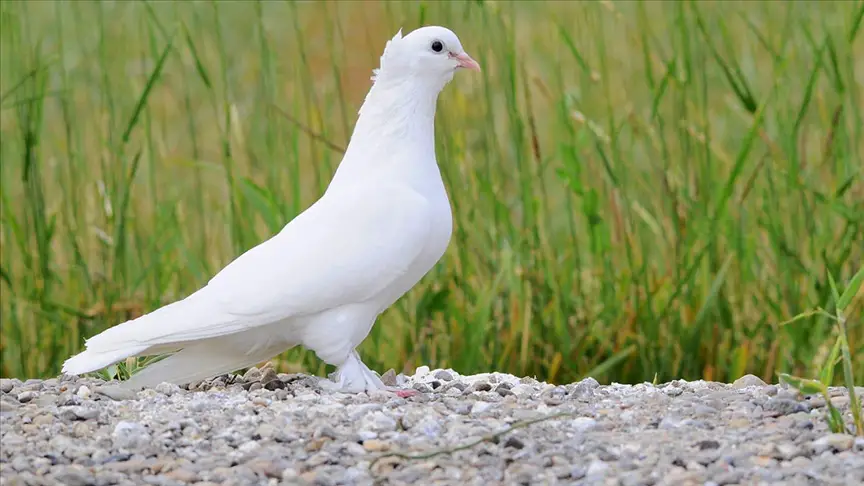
(112, 184), (433, 346)
(211, 183), (433, 317)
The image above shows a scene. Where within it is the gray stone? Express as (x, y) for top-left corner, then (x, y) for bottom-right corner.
(732, 374), (767, 388)
(61, 406), (100, 421)
(433, 369), (454, 381)
(112, 421), (151, 449)
(764, 397), (808, 415)
(380, 369), (398, 386)
(811, 433), (854, 454)
(96, 385), (138, 401)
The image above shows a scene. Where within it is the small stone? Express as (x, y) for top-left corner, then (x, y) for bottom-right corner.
(830, 395), (850, 407)
(259, 365), (277, 381)
(154, 382), (179, 396)
(414, 365), (431, 377)
(243, 367), (261, 382)
(363, 439), (389, 452)
(811, 433), (854, 454)
(96, 385), (138, 401)
(164, 469), (198, 482)
(660, 415), (687, 429)
(0, 398), (19, 411)
(112, 421), (151, 449)
(263, 379), (286, 390)
(732, 374), (767, 388)
(75, 385), (91, 399)
(34, 394), (56, 407)
(380, 369), (398, 386)
(504, 436), (525, 449)
(470, 401), (494, 415)
(61, 406), (100, 421)
(764, 398), (808, 415)
(52, 467), (95, 486)
(693, 404), (718, 417)
(571, 417), (598, 432)
(313, 425), (339, 440)
(696, 440), (720, 450)
(472, 382), (492, 392)
(712, 470), (744, 485)
(71, 422), (91, 438)
(433, 370), (454, 381)
(0, 379), (14, 393)
(570, 377), (600, 398)
(776, 443), (800, 460)
(17, 390), (37, 403)
(363, 411), (398, 432)
(238, 440), (260, 453)
(33, 413), (54, 426)
(586, 459), (608, 475)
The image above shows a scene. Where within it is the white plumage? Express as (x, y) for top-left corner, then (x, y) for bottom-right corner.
(62, 26), (480, 393)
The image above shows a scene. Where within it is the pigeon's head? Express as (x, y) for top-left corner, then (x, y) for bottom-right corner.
(372, 26), (480, 88)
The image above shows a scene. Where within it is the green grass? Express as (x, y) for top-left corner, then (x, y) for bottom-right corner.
(1, 0), (862, 387)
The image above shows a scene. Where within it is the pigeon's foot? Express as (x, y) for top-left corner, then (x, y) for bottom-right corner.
(319, 350), (416, 397)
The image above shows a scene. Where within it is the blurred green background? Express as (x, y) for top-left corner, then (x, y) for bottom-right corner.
(1, 0), (862, 385)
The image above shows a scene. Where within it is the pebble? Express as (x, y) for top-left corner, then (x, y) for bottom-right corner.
(75, 385), (91, 399)
(96, 385), (138, 401)
(0, 368), (858, 485)
(732, 374), (767, 388)
(61, 406), (99, 421)
(112, 421), (151, 449)
(764, 397), (808, 415)
(810, 433), (854, 454)
(434, 369), (454, 381)
(571, 416), (598, 432)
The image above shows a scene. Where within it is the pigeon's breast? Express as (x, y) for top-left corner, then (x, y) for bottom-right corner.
(375, 181), (452, 315)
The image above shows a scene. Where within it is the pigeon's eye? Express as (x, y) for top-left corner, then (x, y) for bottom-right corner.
(431, 40), (444, 53)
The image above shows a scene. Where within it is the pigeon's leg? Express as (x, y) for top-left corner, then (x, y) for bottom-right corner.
(319, 350), (417, 397)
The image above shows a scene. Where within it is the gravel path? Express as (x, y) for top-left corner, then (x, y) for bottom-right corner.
(1, 367), (862, 486)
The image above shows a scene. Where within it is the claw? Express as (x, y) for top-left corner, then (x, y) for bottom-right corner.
(322, 350), (418, 397)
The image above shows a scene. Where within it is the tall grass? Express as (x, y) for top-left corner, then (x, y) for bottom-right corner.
(1, 1), (861, 385)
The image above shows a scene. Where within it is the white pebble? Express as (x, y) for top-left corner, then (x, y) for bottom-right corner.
(471, 401), (494, 415)
(571, 417), (598, 432)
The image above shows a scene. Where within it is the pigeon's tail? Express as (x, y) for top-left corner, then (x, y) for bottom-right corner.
(119, 338), (285, 390)
(61, 289), (221, 376)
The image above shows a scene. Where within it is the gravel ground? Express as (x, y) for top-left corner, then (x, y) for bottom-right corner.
(1, 367), (862, 486)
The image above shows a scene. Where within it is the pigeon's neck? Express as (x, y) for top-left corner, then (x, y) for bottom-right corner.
(353, 77), (441, 153)
(328, 78), (444, 193)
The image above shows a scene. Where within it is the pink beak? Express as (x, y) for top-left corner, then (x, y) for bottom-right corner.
(452, 52), (481, 72)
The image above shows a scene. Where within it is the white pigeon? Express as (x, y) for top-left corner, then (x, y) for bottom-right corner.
(62, 26), (481, 394)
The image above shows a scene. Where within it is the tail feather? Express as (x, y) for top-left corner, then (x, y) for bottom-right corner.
(121, 339), (285, 389)
(62, 345), (151, 375)
(62, 289), (236, 376)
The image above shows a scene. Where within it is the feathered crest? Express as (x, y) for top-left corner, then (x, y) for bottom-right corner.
(371, 28), (403, 83)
